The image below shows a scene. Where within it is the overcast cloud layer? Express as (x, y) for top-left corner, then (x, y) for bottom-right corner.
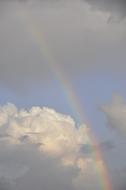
(85, 0), (126, 18)
(0, 0), (126, 91)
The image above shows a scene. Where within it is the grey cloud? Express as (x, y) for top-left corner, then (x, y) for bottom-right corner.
(112, 168), (126, 190)
(0, 142), (77, 190)
(0, 177), (13, 190)
(18, 135), (29, 142)
(84, 0), (126, 18)
(100, 140), (116, 151)
(80, 144), (92, 155)
(0, 134), (11, 139)
(80, 140), (115, 156)
(0, 144), (77, 190)
(0, 0), (126, 92)
(101, 94), (126, 136)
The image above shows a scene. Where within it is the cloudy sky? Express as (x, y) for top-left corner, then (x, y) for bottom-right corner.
(0, 0), (126, 189)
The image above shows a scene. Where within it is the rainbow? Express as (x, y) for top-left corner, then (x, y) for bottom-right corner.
(18, 5), (112, 190)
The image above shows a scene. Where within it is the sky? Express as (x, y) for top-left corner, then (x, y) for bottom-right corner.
(0, 0), (126, 190)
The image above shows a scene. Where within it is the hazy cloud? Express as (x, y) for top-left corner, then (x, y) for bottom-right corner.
(101, 94), (126, 136)
(81, 140), (115, 156)
(100, 140), (116, 152)
(0, 177), (13, 190)
(84, 0), (126, 18)
(0, 0), (126, 91)
(112, 168), (126, 190)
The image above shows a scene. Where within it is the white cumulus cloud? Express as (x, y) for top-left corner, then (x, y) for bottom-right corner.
(0, 103), (104, 190)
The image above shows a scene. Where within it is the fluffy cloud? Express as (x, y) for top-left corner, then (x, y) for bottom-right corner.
(101, 94), (126, 136)
(0, 103), (104, 190)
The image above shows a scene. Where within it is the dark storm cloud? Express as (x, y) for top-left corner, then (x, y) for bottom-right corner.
(84, 0), (126, 18)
